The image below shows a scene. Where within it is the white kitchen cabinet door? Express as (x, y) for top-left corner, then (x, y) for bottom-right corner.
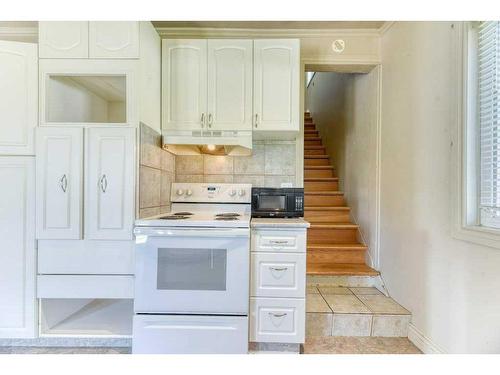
(207, 40), (253, 131)
(85, 128), (135, 240)
(89, 22), (140, 59)
(0, 41), (37, 155)
(38, 21), (89, 58)
(253, 39), (300, 132)
(162, 39), (208, 130)
(35, 128), (83, 240)
(0, 157), (36, 338)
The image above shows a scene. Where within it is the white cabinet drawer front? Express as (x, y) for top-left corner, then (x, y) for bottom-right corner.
(252, 229), (306, 253)
(251, 253), (306, 298)
(250, 297), (305, 343)
(37, 275), (134, 299)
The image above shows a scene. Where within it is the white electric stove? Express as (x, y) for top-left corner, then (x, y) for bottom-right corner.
(132, 183), (251, 354)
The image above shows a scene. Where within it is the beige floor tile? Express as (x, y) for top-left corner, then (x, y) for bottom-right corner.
(319, 286), (353, 295)
(371, 315), (410, 337)
(307, 285), (320, 294)
(306, 313), (333, 337)
(303, 337), (421, 354)
(349, 287), (383, 296)
(332, 313), (373, 337)
(357, 295), (410, 315)
(322, 295), (370, 314)
(306, 294), (331, 313)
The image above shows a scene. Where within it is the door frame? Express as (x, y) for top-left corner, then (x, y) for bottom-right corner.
(298, 61), (382, 270)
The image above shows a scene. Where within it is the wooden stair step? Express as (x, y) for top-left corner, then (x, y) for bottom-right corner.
(304, 206), (350, 222)
(304, 177), (339, 191)
(304, 191), (345, 206)
(305, 138), (322, 146)
(304, 167), (334, 178)
(308, 223), (359, 244)
(304, 145), (326, 156)
(305, 130), (319, 136)
(306, 263), (379, 276)
(305, 157), (330, 166)
(307, 244), (367, 264)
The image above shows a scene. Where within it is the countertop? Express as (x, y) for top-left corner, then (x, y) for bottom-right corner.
(250, 217), (310, 228)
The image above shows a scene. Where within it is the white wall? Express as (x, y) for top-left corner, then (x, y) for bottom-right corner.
(380, 21), (500, 353)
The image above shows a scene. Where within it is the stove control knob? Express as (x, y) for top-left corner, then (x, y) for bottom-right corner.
(176, 189), (184, 196)
(229, 189), (237, 197)
(186, 189), (193, 196)
(238, 189), (246, 197)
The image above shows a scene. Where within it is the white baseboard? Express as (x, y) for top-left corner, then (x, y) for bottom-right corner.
(408, 323), (445, 354)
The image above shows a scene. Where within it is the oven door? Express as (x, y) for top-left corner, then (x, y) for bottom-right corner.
(134, 227), (249, 315)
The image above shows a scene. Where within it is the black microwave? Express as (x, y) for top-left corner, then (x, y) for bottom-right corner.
(251, 187), (304, 218)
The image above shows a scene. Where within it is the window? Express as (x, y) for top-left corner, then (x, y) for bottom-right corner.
(478, 22), (500, 228)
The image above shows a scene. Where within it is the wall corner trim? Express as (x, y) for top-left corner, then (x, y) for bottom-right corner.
(408, 323), (446, 354)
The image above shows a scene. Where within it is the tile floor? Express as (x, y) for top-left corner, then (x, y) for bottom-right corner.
(306, 286), (411, 338)
(303, 337), (421, 354)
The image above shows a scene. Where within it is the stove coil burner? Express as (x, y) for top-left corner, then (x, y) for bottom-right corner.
(173, 212), (194, 216)
(160, 215), (189, 220)
(215, 213), (241, 218)
(215, 216), (239, 221)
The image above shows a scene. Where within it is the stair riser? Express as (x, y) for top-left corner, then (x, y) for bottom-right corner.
(305, 124), (316, 130)
(305, 181), (339, 191)
(304, 210), (350, 223)
(308, 228), (358, 244)
(304, 169), (334, 178)
(304, 158), (330, 166)
(305, 139), (322, 147)
(305, 131), (319, 137)
(304, 149), (327, 156)
(307, 249), (366, 264)
(305, 195), (344, 206)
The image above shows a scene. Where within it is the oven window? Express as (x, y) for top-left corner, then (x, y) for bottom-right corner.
(157, 248), (227, 291)
(259, 195), (286, 210)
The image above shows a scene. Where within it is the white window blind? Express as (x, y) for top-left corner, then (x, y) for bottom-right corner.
(479, 21), (500, 228)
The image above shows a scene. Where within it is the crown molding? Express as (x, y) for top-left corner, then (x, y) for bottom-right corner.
(0, 26), (37, 39)
(378, 21), (396, 36)
(155, 27), (382, 39)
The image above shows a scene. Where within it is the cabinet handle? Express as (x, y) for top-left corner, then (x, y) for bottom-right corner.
(254, 113), (259, 128)
(208, 113), (213, 128)
(268, 312), (287, 318)
(59, 174), (68, 193)
(99, 174), (108, 193)
(269, 267), (288, 272)
(201, 113), (205, 128)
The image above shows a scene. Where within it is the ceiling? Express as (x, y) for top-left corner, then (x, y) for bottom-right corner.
(152, 21), (386, 30)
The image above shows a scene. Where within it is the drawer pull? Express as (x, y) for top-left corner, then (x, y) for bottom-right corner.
(269, 312), (287, 318)
(270, 240), (289, 245)
(269, 267), (288, 272)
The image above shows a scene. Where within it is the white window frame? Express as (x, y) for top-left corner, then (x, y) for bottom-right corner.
(452, 21), (500, 249)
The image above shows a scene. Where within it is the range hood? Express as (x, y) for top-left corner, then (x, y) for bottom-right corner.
(162, 129), (253, 156)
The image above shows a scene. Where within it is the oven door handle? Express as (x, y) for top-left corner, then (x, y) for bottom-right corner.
(134, 227), (250, 238)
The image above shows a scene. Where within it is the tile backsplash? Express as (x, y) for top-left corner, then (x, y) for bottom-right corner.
(175, 141), (297, 188)
(139, 124), (176, 218)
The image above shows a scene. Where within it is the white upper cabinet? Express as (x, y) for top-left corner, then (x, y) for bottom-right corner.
(36, 128), (83, 240)
(39, 22), (89, 59)
(89, 22), (140, 59)
(207, 40), (253, 131)
(162, 39), (208, 130)
(0, 157), (36, 338)
(85, 128), (135, 240)
(253, 39), (300, 133)
(0, 41), (37, 155)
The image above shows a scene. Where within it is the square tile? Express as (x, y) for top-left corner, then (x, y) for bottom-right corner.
(203, 155), (233, 175)
(332, 314), (373, 337)
(139, 166), (161, 208)
(319, 286), (353, 295)
(139, 207), (160, 219)
(160, 171), (173, 206)
(357, 295), (410, 315)
(175, 174), (204, 183)
(233, 175), (265, 187)
(371, 315), (410, 337)
(265, 144), (296, 176)
(323, 295), (370, 314)
(140, 124), (162, 169)
(161, 150), (175, 173)
(175, 155), (204, 174)
(307, 285), (320, 294)
(159, 205), (170, 214)
(306, 294), (331, 313)
(233, 144), (265, 175)
(264, 175), (295, 188)
(204, 174), (234, 183)
(306, 313), (333, 337)
(349, 287), (383, 296)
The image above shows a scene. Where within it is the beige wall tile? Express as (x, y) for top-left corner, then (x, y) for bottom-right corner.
(306, 294), (332, 313)
(139, 166), (161, 208)
(175, 174), (204, 183)
(371, 315), (410, 337)
(176, 155), (204, 174)
(332, 314), (372, 336)
(264, 175), (296, 188)
(159, 205), (170, 214)
(233, 175), (265, 187)
(160, 171), (174, 206)
(204, 174), (234, 183)
(204, 155), (234, 175)
(233, 144), (265, 175)
(140, 124), (162, 169)
(265, 144), (296, 176)
(306, 313), (333, 337)
(139, 207), (160, 219)
(357, 295), (410, 315)
(161, 150), (176, 173)
(323, 295), (371, 314)
(319, 286), (353, 295)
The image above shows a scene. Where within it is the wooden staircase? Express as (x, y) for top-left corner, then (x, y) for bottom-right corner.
(304, 112), (379, 276)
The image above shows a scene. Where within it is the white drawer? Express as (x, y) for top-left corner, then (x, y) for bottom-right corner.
(251, 229), (306, 253)
(37, 275), (134, 299)
(250, 297), (305, 343)
(251, 253), (306, 298)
